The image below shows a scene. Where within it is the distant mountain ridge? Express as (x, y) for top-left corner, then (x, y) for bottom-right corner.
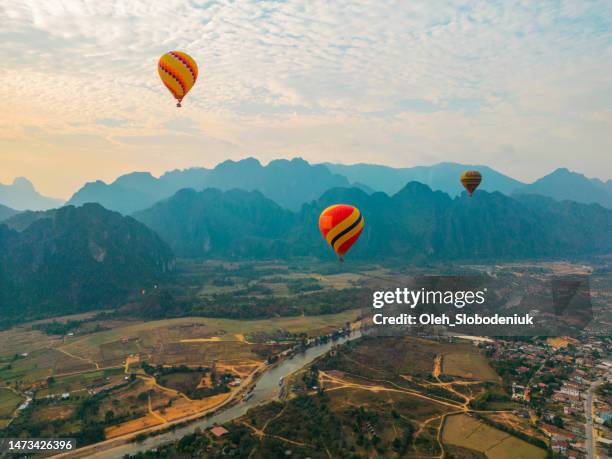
(134, 184), (611, 261)
(0, 204), (174, 327)
(67, 158), (350, 214)
(67, 168), (210, 215)
(0, 204), (18, 222)
(67, 158), (611, 214)
(202, 158), (351, 211)
(323, 162), (526, 197)
(50, 158), (612, 213)
(325, 162), (612, 209)
(514, 168), (612, 208)
(0, 177), (64, 211)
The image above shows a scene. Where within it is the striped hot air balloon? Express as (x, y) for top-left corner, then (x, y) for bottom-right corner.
(319, 204), (364, 262)
(158, 51), (199, 107)
(460, 170), (482, 196)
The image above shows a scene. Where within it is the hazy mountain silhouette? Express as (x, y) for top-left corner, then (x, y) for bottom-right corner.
(67, 168), (210, 215)
(0, 204), (18, 222)
(203, 158), (351, 210)
(514, 168), (612, 208)
(0, 203), (173, 327)
(67, 158), (349, 213)
(324, 162), (525, 196)
(134, 184), (611, 261)
(0, 177), (64, 211)
(66, 158), (609, 214)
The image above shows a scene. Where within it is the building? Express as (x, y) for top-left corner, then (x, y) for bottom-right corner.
(210, 426), (229, 438)
(559, 384), (580, 398)
(541, 424), (576, 442)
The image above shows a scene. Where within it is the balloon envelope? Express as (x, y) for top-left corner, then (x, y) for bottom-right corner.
(319, 204), (364, 260)
(460, 170), (482, 196)
(158, 51), (198, 107)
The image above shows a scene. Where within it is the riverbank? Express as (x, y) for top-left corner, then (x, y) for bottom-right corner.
(53, 328), (360, 459)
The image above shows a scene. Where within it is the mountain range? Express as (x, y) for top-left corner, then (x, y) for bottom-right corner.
(2, 174), (610, 327)
(134, 183), (612, 261)
(67, 168), (210, 215)
(0, 204), (18, 222)
(325, 162), (612, 208)
(61, 158), (611, 214)
(0, 204), (173, 327)
(324, 162), (525, 197)
(67, 158), (350, 214)
(133, 188), (294, 258)
(514, 168), (612, 208)
(0, 177), (64, 211)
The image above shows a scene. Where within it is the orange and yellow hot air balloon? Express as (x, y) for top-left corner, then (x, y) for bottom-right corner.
(319, 204), (364, 261)
(158, 51), (198, 107)
(460, 170), (482, 196)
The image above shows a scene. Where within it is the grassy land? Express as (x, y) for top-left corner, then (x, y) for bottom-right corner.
(318, 335), (496, 383)
(0, 306), (361, 449)
(443, 351), (499, 381)
(0, 309), (360, 386)
(0, 388), (23, 418)
(157, 371), (206, 396)
(327, 385), (451, 421)
(0, 348), (97, 385)
(442, 414), (547, 459)
(59, 311), (360, 362)
(36, 368), (125, 398)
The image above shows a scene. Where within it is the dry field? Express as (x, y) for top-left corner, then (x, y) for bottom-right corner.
(105, 414), (164, 439)
(482, 412), (547, 442)
(442, 414), (546, 459)
(442, 351), (499, 381)
(0, 307), (362, 445)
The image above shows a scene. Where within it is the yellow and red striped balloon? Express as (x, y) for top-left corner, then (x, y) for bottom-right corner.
(319, 204), (364, 261)
(158, 51), (198, 107)
(460, 170), (482, 196)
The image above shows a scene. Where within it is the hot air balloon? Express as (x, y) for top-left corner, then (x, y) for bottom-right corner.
(319, 204), (364, 261)
(460, 170), (482, 196)
(158, 51), (198, 107)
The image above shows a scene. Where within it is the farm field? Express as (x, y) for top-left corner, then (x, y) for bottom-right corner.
(200, 334), (536, 459)
(0, 388), (23, 423)
(442, 350), (499, 381)
(58, 310), (360, 361)
(442, 414), (547, 459)
(0, 348), (97, 385)
(315, 335), (496, 383)
(32, 400), (78, 422)
(36, 368), (125, 398)
(481, 412), (547, 442)
(0, 260), (569, 457)
(0, 310), (360, 371)
(0, 299), (360, 450)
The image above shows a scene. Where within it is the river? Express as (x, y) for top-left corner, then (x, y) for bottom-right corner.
(86, 330), (362, 458)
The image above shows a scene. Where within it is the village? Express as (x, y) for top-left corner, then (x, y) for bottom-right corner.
(485, 330), (611, 459)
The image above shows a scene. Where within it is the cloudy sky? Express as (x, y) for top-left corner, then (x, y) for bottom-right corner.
(1, 0), (611, 198)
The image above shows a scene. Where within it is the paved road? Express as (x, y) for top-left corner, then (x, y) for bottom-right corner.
(585, 379), (604, 459)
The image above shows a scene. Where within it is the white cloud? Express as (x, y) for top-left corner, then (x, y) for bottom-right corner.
(0, 0), (611, 197)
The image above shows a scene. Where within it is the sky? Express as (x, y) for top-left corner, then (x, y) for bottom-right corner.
(1, 0), (611, 199)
